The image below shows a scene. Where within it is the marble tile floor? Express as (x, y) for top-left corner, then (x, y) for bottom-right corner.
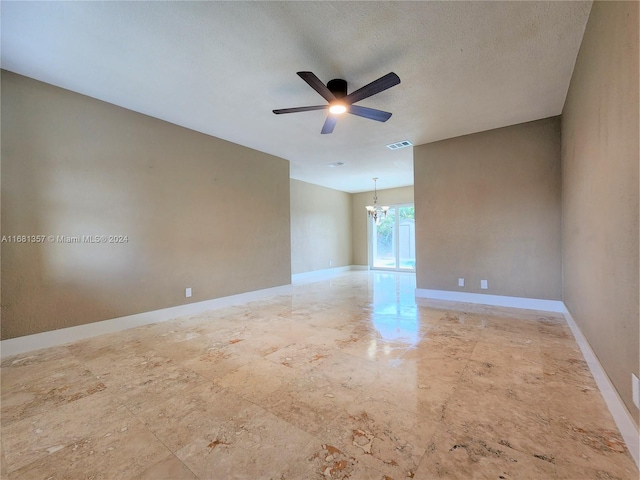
(1, 271), (637, 479)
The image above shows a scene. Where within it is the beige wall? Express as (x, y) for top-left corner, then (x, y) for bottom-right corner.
(290, 179), (352, 274)
(351, 186), (414, 266)
(414, 117), (562, 299)
(1, 71), (291, 340)
(561, 1), (639, 422)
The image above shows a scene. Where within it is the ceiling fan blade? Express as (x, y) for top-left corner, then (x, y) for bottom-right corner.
(344, 72), (400, 105)
(348, 105), (392, 122)
(321, 115), (338, 134)
(297, 71), (336, 103)
(273, 105), (328, 114)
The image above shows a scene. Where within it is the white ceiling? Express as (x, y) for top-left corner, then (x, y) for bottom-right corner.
(1, 1), (591, 193)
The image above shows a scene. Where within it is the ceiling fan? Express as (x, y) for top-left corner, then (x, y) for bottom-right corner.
(273, 71), (401, 134)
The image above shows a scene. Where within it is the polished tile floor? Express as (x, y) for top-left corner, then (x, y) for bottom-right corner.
(1, 272), (637, 479)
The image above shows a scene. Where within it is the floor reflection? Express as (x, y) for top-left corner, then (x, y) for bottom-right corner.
(370, 272), (419, 345)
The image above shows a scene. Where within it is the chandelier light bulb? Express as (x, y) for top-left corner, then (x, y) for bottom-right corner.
(365, 177), (389, 223)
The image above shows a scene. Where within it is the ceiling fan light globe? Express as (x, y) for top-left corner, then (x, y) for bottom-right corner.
(329, 104), (347, 115)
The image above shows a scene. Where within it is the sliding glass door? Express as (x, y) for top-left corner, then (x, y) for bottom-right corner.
(372, 208), (397, 269)
(370, 204), (415, 271)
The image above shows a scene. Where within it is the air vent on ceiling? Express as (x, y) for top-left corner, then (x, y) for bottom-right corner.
(327, 162), (345, 167)
(386, 140), (413, 150)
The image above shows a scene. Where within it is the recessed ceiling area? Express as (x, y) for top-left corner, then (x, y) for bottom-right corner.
(1, 1), (591, 193)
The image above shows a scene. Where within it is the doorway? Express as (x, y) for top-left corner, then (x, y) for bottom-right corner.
(369, 204), (416, 271)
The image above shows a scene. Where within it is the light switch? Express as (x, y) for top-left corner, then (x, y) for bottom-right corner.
(185, 287), (192, 298)
(458, 278), (464, 287)
(480, 280), (488, 289)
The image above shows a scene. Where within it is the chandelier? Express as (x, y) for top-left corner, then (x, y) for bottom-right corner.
(365, 177), (389, 225)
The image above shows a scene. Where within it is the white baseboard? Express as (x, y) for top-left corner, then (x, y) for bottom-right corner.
(562, 305), (640, 469)
(0, 283), (293, 359)
(291, 265), (367, 284)
(414, 288), (565, 312)
(413, 288), (639, 469)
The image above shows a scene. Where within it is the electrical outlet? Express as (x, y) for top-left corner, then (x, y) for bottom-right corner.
(633, 373), (640, 409)
(329, 260), (332, 267)
(480, 280), (488, 289)
(458, 278), (464, 287)
(185, 287), (192, 298)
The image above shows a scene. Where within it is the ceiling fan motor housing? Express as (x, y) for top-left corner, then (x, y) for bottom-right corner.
(327, 79), (348, 98)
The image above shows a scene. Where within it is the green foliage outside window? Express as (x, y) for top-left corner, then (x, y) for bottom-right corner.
(376, 207), (414, 253)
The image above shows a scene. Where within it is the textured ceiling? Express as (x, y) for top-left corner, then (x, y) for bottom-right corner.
(1, 1), (591, 193)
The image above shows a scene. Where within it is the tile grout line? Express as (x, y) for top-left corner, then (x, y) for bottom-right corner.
(119, 401), (202, 480)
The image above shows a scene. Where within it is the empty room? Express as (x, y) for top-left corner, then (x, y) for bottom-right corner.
(1, 1), (638, 479)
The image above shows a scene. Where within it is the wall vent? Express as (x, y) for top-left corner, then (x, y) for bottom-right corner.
(386, 140), (413, 150)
